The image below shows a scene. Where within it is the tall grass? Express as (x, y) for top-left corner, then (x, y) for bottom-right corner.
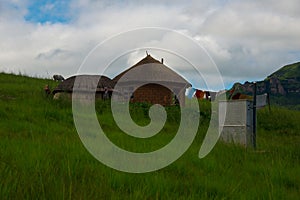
(0, 73), (299, 199)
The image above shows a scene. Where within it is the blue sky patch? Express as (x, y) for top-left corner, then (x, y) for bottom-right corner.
(24, 0), (71, 24)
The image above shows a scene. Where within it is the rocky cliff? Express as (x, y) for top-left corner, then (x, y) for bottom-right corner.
(228, 62), (300, 108)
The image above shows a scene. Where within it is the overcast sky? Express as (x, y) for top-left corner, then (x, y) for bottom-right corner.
(1, 0), (300, 90)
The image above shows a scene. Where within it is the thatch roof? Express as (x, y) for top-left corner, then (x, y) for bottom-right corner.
(113, 54), (191, 87)
(52, 75), (114, 94)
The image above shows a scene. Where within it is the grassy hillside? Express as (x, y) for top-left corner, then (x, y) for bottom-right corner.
(268, 62), (300, 109)
(269, 62), (300, 80)
(0, 73), (299, 199)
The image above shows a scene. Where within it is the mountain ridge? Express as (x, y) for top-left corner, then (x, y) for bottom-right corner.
(229, 61), (300, 109)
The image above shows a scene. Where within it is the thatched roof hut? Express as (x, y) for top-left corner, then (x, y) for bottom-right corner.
(52, 75), (115, 99)
(113, 54), (191, 106)
(113, 54), (190, 86)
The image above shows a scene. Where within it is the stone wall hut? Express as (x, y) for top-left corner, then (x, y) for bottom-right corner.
(52, 75), (115, 100)
(112, 54), (191, 106)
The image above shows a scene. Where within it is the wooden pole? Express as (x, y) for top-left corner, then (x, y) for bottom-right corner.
(267, 92), (271, 112)
(266, 79), (271, 112)
(253, 82), (257, 148)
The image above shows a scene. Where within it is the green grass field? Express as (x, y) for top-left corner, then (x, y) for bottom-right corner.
(0, 72), (299, 199)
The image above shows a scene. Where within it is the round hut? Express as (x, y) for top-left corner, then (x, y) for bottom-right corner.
(52, 75), (115, 100)
(113, 54), (191, 106)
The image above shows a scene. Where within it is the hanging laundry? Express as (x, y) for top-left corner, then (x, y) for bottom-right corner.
(256, 93), (268, 109)
(186, 87), (196, 99)
(195, 89), (205, 99)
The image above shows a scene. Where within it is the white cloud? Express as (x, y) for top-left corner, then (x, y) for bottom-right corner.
(194, 35), (231, 61)
(0, 0), (300, 89)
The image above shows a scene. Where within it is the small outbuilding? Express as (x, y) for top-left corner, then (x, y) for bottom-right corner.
(219, 100), (254, 147)
(52, 75), (115, 100)
(113, 54), (191, 106)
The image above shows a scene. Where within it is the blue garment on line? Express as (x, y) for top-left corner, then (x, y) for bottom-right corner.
(186, 87), (196, 99)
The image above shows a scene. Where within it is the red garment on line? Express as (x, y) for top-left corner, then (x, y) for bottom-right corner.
(195, 90), (205, 99)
